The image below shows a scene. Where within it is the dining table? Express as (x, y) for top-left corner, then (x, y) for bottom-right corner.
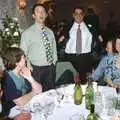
(9, 83), (120, 120)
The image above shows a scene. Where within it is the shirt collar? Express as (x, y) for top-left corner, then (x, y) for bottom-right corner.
(34, 23), (45, 30)
(73, 21), (84, 29)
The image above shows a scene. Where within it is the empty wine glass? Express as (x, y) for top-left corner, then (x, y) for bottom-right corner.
(94, 92), (103, 116)
(32, 102), (46, 120)
(116, 87), (120, 94)
(43, 101), (55, 119)
(56, 87), (64, 107)
(19, 105), (30, 114)
(102, 93), (116, 116)
(116, 87), (120, 110)
(33, 102), (42, 113)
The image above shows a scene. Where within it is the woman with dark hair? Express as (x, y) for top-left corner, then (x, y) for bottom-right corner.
(104, 36), (120, 88)
(1, 47), (42, 118)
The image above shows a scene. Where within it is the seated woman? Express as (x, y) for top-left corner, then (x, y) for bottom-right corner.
(1, 47), (42, 118)
(104, 36), (120, 88)
(91, 39), (114, 83)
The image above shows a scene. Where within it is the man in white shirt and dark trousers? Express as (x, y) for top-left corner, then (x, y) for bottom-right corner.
(65, 5), (93, 84)
(20, 4), (58, 91)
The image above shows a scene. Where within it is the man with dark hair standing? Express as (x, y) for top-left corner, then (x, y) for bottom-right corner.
(20, 4), (58, 91)
(65, 6), (92, 84)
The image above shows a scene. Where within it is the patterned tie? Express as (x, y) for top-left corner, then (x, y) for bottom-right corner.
(76, 25), (82, 53)
(42, 27), (53, 65)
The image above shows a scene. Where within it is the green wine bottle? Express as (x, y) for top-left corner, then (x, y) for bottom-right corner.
(87, 104), (98, 120)
(74, 82), (82, 105)
(85, 78), (94, 110)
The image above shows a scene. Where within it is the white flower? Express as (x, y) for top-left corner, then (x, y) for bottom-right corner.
(10, 25), (14, 29)
(10, 43), (19, 48)
(9, 22), (15, 26)
(17, 23), (20, 27)
(88, 24), (92, 28)
(6, 31), (10, 35)
(5, 28), (10, 32)
(1, 15), (21, 50)
(13, 31), (19, 36)
(13, 17), (18, 22)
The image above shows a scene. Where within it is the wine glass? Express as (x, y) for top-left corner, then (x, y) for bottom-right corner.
(16, 105), (31, 114)
(55, 86), (65, 105)
(94, 92), (103, 116)
(33, 102), (42, 113)
(116, 87), (120, 95)
(32, 102), (46, 120)
(102, 92), (116, 116)
(116, 87), (120, 110)
(43, 101), (55, 119)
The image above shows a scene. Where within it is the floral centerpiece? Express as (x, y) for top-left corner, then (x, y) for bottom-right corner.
(0, 15), (21, 51)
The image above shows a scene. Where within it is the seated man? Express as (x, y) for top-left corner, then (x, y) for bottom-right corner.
(91, 39), (114, 84)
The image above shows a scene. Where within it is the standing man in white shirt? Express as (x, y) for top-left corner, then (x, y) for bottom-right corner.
(20, 4), (58, 91)
(65, 5), (92, 84)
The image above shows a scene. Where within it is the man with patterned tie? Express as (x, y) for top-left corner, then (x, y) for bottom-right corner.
(65, 5), (92, 84)
(20, 3), (58, 91)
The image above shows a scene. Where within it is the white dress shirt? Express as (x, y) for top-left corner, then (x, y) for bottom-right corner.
(20, 24), (58, 67)
(65, 21), (92, 54)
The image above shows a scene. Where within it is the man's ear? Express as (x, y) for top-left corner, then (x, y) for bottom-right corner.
(16, 62), (19, 68)
(32, 14), (35, 19)
(45, 13), (48, 18)
(72, 13), (75, 18)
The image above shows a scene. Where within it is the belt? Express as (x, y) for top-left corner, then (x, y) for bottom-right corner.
(68, 52), (91, 56)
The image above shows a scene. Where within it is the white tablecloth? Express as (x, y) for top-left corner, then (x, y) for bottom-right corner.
(9, 84), (119, 120)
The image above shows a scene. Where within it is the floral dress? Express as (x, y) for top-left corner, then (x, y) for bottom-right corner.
(104, 54), (120, 85)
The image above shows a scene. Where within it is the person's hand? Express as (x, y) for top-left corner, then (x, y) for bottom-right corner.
(98, 35), (103, 42)
(32, 82), (42, 94)
(20, 66), (42, 94)
(19, 67), (32, 81)
(112, 114), (120, 120)
(58, 35), (65, 43)
(108, 82), (119, 88)
(14, 113), (31, 120)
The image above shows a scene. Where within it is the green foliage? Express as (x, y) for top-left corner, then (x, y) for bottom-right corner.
(0, 15), (21, 51)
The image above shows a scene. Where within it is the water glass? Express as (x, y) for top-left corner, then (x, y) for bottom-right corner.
(43, 102), (55, 119)
(115, 95), (120, 110)
(116, 88), (120, 110)
(32, 102), (46, 120)
(69, 113), (85, 120)
(33, 102), (42, 113)
(56, 88), (64, 107)
(63, 84), (74, 103)
(19, 105), (30, 113)
(92, 82), (97, 93)
(94, 93), (103, 115)
(102, 94), (116, 116)
(38, 95), (55, 119)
